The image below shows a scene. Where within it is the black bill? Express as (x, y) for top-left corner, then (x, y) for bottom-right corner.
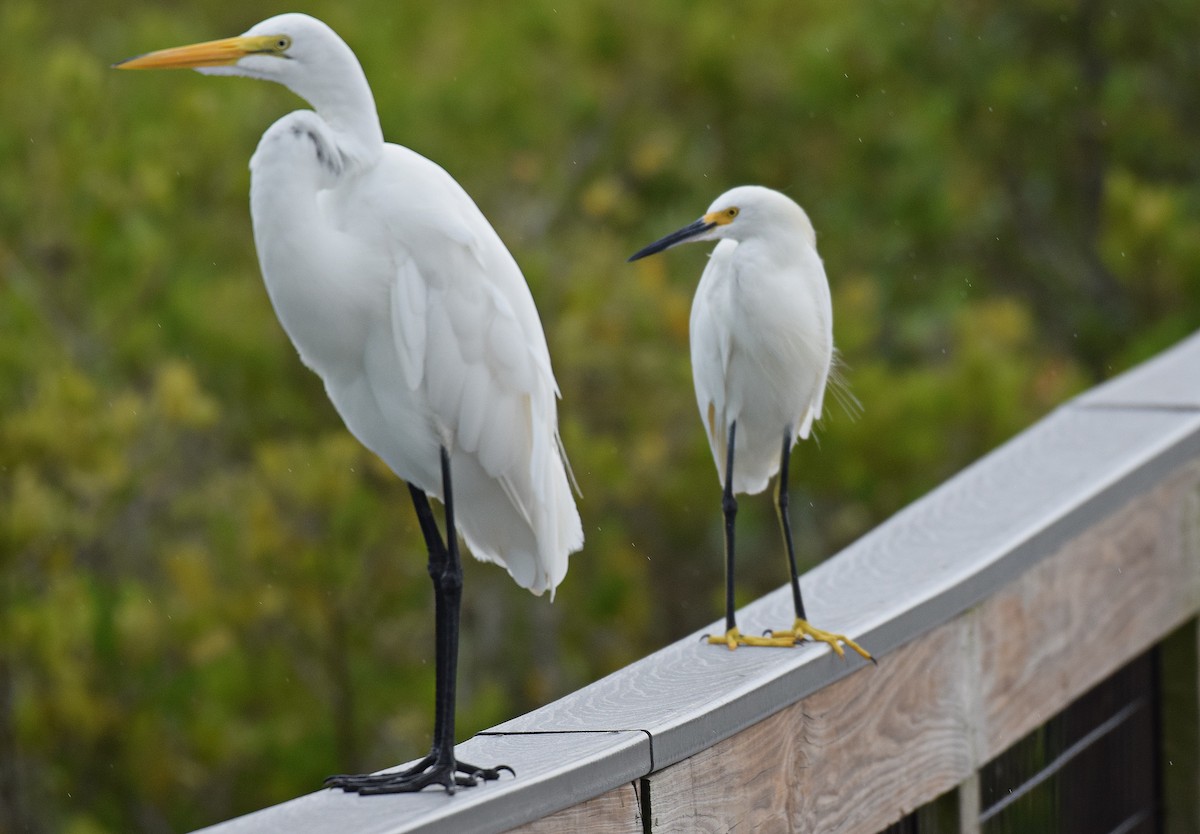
(627, 218), (715, 262)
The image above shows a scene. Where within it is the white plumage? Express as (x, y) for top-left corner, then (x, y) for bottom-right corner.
(117, 12), (581, 792)
(121, 12), (581, 596)
(629, 185), (870, 660)
(249, 115), (580, 595)
(686, 187), (832, 496)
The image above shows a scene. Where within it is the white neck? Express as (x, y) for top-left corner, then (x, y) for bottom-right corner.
(292, 62), (383, 167)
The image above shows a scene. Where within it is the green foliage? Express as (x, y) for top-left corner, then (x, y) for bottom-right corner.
(1, 0), (1197, 829)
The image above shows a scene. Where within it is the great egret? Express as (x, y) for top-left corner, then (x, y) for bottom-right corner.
(116, 13), (583, 793)
(629, 186), (870, 661)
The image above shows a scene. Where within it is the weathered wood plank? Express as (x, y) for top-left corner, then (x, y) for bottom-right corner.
(974, 462), (1200, 759)
(194, 731), (649, 834)
(503, 781), (642, 834)
(190, 331), (1200, 834)
(645, 621), (974, 834)
(494, 406), (1200, 772)
(642, 461), (1200, 833)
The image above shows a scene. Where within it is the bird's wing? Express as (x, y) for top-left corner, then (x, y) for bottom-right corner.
(690, 239), (738, 481)
(390, 255), (426, 391)
(366, 145), (562, 496)
(791, 245), (835, 440)
(370, 148), (583, 591)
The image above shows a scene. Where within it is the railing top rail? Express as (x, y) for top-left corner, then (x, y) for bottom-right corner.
(198, 330), (1200, 834)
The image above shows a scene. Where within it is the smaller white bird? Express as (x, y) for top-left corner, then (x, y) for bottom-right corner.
(629, 186), (871, 660)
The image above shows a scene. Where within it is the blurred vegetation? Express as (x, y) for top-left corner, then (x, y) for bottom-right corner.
(1, 0), (1198, 830)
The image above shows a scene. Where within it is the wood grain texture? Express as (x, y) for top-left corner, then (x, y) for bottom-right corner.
(192, 333), (1200, 834)
(641, 461), (1200, 834)
(503, 781), (642, 834)
(645, 622), (974, 834)
(975, 462), (1200, 759)
(494, 406), (1200, 771)
(194, 731), (649, 834)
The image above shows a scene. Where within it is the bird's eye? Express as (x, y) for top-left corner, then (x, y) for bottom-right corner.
(274, 36), (292, 52)
(726, 207), (739, 218)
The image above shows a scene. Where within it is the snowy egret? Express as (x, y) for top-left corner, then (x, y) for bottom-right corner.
(116, 13), (583, 793)
(629, 186), (870, 661)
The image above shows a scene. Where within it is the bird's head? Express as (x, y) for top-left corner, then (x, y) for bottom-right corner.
(115, 14), (364, 112)
(628, 185), (815, 262)
(115, 14), (383, 159)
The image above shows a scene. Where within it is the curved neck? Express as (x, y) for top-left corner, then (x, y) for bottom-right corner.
(286, 47), (383, 168)
(308, 80), (382, 166)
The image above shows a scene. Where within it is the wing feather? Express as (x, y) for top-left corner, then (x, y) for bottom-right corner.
(343, 143), (580, 593)
(390, 257), (427, 390)
(380, 177), (561, 508)
(690, 240), (737, 481)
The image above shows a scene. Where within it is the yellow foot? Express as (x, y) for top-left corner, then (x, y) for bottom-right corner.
(706, 626), (797, 651)
(768, 619), (875, 664)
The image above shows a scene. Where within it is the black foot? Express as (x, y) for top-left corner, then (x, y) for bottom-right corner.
(325, 750), (514, 795)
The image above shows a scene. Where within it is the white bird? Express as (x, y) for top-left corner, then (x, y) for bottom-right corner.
(629, 186), (870, 661)
(116, 13), (583, 793)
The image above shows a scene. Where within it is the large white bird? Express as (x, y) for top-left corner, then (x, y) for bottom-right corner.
(629, 186), (870, 661)
(116, 13), (583, 793)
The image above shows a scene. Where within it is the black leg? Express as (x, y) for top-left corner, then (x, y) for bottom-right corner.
(432, 447), (463, 779)
(707, 421), (794, 650)
(766, 433), (876, 664)
(776, 430), (808, 622)
(722, 421), (739, 633)
(324, 449), (513, 794)
(408, 482), (451, 759)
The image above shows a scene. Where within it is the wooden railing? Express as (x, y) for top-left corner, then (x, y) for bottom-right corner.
(197, 331), (1200, 834)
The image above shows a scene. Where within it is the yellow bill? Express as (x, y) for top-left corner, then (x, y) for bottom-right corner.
(114, 34), (284, 70)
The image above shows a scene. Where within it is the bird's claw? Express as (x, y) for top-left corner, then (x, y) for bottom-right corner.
(466, 763), (515, 782)
(325, 753), (514, 795)
(768, 618), (875, 664)
(452, 764), (501, 788)
(706, 626), (797, 650)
